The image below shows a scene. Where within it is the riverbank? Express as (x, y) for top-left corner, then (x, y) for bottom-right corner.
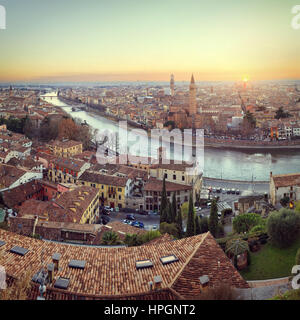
(55, 95), (300, 150)
(204, 139), (300, 150)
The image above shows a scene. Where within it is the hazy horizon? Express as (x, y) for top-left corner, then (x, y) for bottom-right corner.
(0, 0), (300, 82)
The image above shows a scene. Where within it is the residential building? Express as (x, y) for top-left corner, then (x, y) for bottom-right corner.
(78, 171), (129, 209)
(269, 172), (300, 205)
(48, 158), (90, 184)
(144, 177), (192, 212)
(47, 139), (83, 158)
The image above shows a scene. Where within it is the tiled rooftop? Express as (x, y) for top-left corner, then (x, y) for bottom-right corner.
(272, 173), (300, 188)
(0, 230), (249, 299)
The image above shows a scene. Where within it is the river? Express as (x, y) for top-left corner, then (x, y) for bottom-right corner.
(42, 93), (300, 181)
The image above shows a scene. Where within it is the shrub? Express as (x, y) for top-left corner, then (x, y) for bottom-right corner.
(159, 222), (178, 238)
(267, 209), (300, 248)
(101, 231), (123, 245)
(249, 223), (266, 235)
(280, 196), (290, 207)
(296, 248), (300, 265)
(139, 230), (161, 243)
(233, 213), (263, 234)
(124, 234), (141, 247)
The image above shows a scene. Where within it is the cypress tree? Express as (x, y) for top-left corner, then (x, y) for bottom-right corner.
(160, 177), (168, 223)
(171, 192), (177, 223)
(167, 201), (173, 224)
(195, 215), (201, 235)
(186, 192), (195, 237)
(176, 208), (183, 239)
(209, 199), (218, 237)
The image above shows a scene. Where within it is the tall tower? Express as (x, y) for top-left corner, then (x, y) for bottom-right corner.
(170, 74), (175, 96)
(189, 74), (197, 115)
(9, 85), (13, 97)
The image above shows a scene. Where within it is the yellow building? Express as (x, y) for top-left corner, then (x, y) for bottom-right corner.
(78, 171), (128, 209)
(48, 139), (83, 158)
(54, 186), (100, 224)
(48, 157), (90, 184)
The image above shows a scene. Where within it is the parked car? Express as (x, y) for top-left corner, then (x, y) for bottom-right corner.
(132, 221), (144, 229)
(102, 209), (110, 216)
(231, 189), (236, 194)
(104, 206), (114, 212)
(122, 219), (131, 224)
(151, 224), (159, 230)
(126, 214), (135, 221)
(101, 215), (110, 225)
(236, 189), (240, 195)
(136, 210), (148, 215)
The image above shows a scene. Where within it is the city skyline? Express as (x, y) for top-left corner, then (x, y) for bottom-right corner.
(0, 0), (300, 82)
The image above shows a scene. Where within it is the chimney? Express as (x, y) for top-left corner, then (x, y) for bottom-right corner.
(47, 263), (54, 283)
(32, 215), (39, 236)
(154, 275), (162, 290)
(148, 281), (153, 291)
(52, 253), (61, 271)
(199, 275), (210, 291)
(37, 283), (46, 300)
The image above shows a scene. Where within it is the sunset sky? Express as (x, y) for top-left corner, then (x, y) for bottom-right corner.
(0, 0), (300, 82)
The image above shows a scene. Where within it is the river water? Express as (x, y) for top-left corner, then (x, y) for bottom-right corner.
(42, 94), (300, 181)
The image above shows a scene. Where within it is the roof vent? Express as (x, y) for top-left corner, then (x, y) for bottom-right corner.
(52, 253), (61, 271)
(69, 259), (86, 270)
(54, 277), (70, 290)
(136, 259), (153, 270)
(10, 246), (29, 256)
(160, 254), (179, 265)
(154, 275), (162, 290)
(199, 275), (210, 287)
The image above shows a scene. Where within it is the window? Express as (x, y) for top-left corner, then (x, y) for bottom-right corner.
(164, 173), (168, 179)
(136, 260), (153, 269)
(160, 254), (179, 265)
(182, 176), (185, 181)
(173, 175), (176, 180)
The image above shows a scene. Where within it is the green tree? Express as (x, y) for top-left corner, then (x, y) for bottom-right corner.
(232, 213), (263, 234)
(209, 199), (218, 237)
(139, 230), (161, 243)
(171, 192), (177, 223)
(160, 177), (168, 223)
(186, 193), (195, 237)
(160, 222), (178, 238)
(195, 215), (201, 235)
(267, 209), (300, 248)
(101, 231), (123, 245)
(199, 217), (209, 234)
(124, 233), (141, 247)
(167, 201), (173, 224)
(176, 208), (183, 239)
